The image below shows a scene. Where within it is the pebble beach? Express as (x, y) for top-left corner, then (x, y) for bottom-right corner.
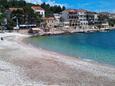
(0, 32), (115, 86)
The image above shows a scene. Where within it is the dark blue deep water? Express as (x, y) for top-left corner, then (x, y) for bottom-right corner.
(27, 30), (115, 66)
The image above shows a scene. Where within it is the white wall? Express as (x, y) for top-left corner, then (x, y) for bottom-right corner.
(35, 10), (45, 17)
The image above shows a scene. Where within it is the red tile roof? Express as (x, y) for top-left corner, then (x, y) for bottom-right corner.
(63, 9), (87, 13)
(31, 6), (44, 11)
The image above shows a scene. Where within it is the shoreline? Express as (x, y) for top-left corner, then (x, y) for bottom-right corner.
(22, 34), (115, 76)
(24, 35), (115, 67)
(25, 30), (115, 68)
(36, 27), (115, 36)
(24, 36), (115, 68)
(0, 32), (115, 85)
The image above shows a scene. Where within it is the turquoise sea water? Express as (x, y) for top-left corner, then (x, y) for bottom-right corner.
(27, 30), (115, 66)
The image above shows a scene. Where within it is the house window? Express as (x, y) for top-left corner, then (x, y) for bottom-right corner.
(37, 12), (40, 14)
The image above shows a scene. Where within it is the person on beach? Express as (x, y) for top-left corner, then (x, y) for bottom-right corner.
(1, 37), (4, 40)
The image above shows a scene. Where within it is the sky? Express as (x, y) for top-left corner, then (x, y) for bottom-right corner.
(26, 0), (115, 13)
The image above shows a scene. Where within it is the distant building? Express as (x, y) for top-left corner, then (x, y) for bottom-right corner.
(61, 9), (110, 29)
(9, 8), (24, 12)
(77, 10), (88, 29)
(31, 6), (45, 17)
(109, 13), (115, 19)
(98, 13), (109, 29)
(61, 10), (79, 29)
(86, 12), (99, 29)
(43, 13), (62, 28)
(101, 22), (109, 29)
(53, 13), (62, 27)
(44, 17), (56, 28)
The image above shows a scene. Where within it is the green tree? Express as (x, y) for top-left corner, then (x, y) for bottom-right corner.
(108, 19), (115, 27)
(0, 13), (4, 25)
(11, 9), (24, 25)
(7, 19), (15, 30)
(41, 2), (66, 17)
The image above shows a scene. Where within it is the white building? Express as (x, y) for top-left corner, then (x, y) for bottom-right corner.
(86, 12), (99, 29)
(77, 10), (89, 29)
(109, 13), (115, 19)
(44, 17), (56, 28)
(53, 13), (61, 26)
(61, 10), (79, 29)
(61, 9), (109, 29)
(31, 6), (45, 18)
